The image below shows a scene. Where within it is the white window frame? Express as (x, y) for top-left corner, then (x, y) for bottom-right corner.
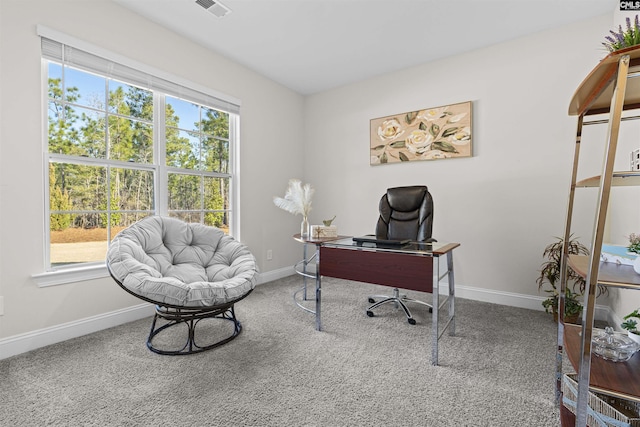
(33, 26), (241, 287)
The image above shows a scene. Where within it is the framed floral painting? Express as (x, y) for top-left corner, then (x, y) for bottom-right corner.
(370, 101), (472, 165)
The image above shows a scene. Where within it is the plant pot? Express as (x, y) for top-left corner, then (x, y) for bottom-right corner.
(552, 308), (581, 324)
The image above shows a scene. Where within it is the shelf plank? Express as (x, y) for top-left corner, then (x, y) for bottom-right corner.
(569, 45), (640, 116)
(576, 171), (640, 187)
(564, 324), (640, 402)
(568, 255), (640, 289)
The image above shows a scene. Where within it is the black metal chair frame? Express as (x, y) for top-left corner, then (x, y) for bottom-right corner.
(108, 265), (252, 356)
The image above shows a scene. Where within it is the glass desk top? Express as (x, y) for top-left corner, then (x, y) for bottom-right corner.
(294, 234), (459, 256)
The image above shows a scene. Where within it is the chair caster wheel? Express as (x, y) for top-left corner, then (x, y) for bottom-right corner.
(408, 318), (417, 325)
(366, 310), (375, 317)
(429, 307), (433, 313)
(368, 298), (375, 303)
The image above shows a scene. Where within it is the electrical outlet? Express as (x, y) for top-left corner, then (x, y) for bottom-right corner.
(632, 149), (640, 171)
(0, 296), (4, 316)
(267, 250), (273, 261)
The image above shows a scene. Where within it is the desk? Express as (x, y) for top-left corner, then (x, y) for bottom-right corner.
(293, 235), (459, 365)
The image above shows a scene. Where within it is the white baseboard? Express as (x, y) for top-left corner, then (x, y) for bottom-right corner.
(453, 283), (610, 322)
(256, 266), (294, 285)
(0, 273), (611, 360)
(0, 303), (155, 361)
(0, 268), (293, 360)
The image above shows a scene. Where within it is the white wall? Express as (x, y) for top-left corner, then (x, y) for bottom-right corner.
(0, 0), (304, 342)
(303, 13), (632, 305)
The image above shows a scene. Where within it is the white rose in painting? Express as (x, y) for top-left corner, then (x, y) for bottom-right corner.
(419, 107), (447, 121)
(377, 118), (404, 141)
(449, 127), (470, 145)
(406, 130), (433, 154)
(423, 150), (450, 160)
(447, 113), (467, 123)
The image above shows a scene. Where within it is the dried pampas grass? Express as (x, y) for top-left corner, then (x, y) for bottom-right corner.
(273, 179), (314, 217)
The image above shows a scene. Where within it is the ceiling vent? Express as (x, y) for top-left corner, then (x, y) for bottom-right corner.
(195, 0), (232, 18)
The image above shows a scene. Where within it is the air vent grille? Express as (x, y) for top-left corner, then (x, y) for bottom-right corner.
(195, 0), (215, 9)
(195, 0), (231, 18)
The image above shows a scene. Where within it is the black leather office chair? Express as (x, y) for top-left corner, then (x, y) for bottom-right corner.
(366, 185), (435, 325)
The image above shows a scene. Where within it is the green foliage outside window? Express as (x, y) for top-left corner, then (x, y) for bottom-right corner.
(47, 62), (233, 266)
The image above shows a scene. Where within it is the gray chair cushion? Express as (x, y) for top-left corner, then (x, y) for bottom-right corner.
(106, 216), (258, 308)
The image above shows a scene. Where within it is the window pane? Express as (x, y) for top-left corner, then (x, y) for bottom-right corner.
(109, 168), (155, 212)
(64, 66), (106, 109)
(166, 129), (199, 169)
(108, 80), (153, 121)
(108, 116), (153, 163)
(166, 96), (199, 132)
(202, 107), (229, 138)
(204, 176), (229, 231)
(49, 212), (155, 268)
(50, 216), (108, 267)
(48, 103), (106, 157)
(202, 136), (229, 173)
(48, 62), (62, 84)
(49, 163), (107, 214)
(168, 173), (200, 211)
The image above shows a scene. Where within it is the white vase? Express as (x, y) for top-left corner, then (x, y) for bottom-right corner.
(634, 256), (640, 275)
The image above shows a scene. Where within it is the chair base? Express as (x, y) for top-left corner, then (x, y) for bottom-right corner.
(366, 288), (432, 325)
(147, 303), (242, 355)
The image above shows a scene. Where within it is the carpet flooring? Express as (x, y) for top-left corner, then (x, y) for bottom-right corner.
(0, 275), (560, 426)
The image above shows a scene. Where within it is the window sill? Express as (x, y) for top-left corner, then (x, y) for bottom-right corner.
(32, 263), (109, 287)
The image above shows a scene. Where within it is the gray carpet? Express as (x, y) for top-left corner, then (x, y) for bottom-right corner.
(0, 276), (560, 426)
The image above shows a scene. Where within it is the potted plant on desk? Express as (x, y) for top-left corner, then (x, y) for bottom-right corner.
(536, 235), (607, 324)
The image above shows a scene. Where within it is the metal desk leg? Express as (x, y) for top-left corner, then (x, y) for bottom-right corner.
(432, 252), (456, 365)
(447, 251), (455, 336)
(432, 255), (440, 365)
(315, 246), (322, 331)
(302, 243), (308, 300)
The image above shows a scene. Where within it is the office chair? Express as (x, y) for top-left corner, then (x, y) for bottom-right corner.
(366, 185), (435, 325)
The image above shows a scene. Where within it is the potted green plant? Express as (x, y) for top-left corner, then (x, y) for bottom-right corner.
(621, 309), (640, 344)
(541, 287), (584, 324)
(536, 235), (607, 324)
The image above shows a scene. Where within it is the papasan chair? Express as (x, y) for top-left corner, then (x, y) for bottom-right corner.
(106, 216), (259, 355)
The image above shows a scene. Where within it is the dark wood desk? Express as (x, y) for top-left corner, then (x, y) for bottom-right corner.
(293, 235), (459, 365)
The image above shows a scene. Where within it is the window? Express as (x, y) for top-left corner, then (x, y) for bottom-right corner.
(41, 33), (240, 272)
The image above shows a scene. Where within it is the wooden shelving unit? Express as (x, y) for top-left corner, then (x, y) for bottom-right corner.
(557, 45), (640, 426)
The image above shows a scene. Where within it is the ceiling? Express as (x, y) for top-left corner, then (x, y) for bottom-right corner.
(114, 0), (616, 95)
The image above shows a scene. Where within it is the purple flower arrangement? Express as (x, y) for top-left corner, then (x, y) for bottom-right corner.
(603, 15), (640, 53)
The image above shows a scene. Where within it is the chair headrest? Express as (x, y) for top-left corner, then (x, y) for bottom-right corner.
(386, 186), (428, 212)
